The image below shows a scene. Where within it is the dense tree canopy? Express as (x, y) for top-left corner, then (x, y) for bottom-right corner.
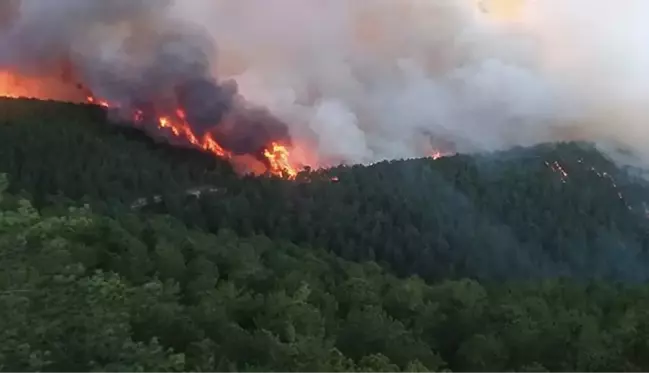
(0, 98), (235, 209)
(3, 98), (649, 371)
(4, 99), (649, 282)
(4, 174), (649, 371)
(158, 144), (649, 282)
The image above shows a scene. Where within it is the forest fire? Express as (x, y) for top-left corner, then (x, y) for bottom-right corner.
(0, 67), (304, 179)
(86, 96), (109, 108)
(0, 71), (20, 98)
(0, 70), (67, 100)
(154, 106), (298, 177)
(1, 1), (498, 181)
(84, 94), (302, 179)
(3, 69), (434, 181)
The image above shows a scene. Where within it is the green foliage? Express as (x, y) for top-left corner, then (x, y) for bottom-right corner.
(187, 142), (649, 282)
(4, 98), (649, 281)
(0, 98), (235, 209)
(5, 98), (649, 371)
(3, 178), (649, 371)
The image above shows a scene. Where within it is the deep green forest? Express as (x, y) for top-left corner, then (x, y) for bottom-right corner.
(3, 97), (649, 371)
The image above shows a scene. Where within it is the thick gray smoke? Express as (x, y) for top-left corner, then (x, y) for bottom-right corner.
(2, 0), (649, 168)
(0, 0), (290, 158)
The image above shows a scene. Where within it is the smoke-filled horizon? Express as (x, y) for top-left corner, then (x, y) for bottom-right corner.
(2, 0), (649, 168)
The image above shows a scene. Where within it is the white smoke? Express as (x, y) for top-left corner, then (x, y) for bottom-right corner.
(4, 0), (649, 167)
(182, 0), (649, 166)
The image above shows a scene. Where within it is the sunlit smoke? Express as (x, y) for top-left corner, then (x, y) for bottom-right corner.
(194, 0), (649, 167)
(1, 0), (649, 172)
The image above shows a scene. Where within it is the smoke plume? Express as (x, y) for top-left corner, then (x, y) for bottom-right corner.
(2, 0), (649, 168)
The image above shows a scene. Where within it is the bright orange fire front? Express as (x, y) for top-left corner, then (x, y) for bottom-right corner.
(79, 91), (304, 178)
(0, 70), (38, 99)
(156, 111), (229, 158)
(136, 104), (300, 178)
(263, 142), (298, 178)
(0, 70), (83, 101)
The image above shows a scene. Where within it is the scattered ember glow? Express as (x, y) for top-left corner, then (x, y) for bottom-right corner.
(86, 95), (113, 108)
(578, 158), (631, 208)
(133, 109), (144, 123)
(545, 160), (569, 183)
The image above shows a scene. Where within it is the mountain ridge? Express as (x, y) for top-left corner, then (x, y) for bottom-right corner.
(2, 97), (649, 282)
(5, 97), (649, 371)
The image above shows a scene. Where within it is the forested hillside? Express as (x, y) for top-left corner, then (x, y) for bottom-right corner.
(4, 174), (649, 372)
(0, 98), (236, 208)
(4, 97), (649, 371)
(4, 98), (649, 282)
(167, 143), (649, 282)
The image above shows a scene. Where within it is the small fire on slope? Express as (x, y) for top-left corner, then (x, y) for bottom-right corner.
(86, 96), (110, 108)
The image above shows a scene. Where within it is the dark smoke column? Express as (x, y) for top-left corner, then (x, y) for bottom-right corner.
(0, 0), (292, 160)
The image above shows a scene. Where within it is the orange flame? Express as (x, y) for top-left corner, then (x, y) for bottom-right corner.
(157, 112), (229, 158)
(263, 142), (299, 178)
(0, 69), (303, 179)
(88, 97), (302, 178)
(0, 70), (49, 99)
(86, 95), (110, 108)
(0, 71), (21, 98)
(91, 98), (300, 178)
(431, 150), (444, 160)
(0, 70), (84, 101)
(156, 111), (301, 177)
